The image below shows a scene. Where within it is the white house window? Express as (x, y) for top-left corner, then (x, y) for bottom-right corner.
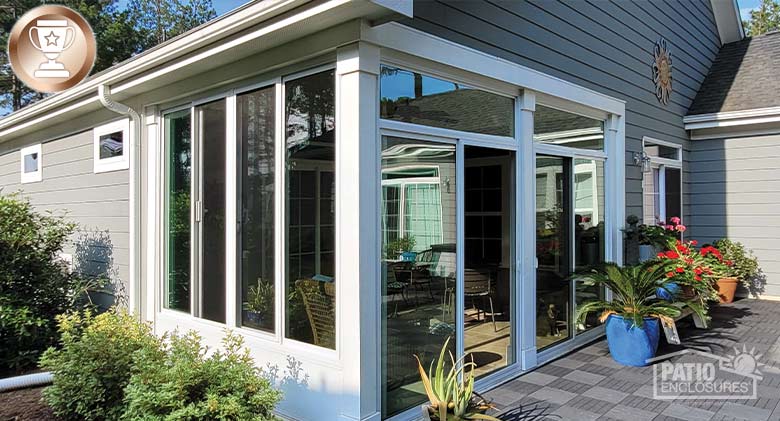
(20, 144), (42, 183)
(642, 137), (682, 224)
(93, 119), (129, 173)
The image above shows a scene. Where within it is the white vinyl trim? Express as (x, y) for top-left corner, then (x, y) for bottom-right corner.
(93, 119), (130, 173)
(683, 106), (780, 129)
(20, 143), (42, 183)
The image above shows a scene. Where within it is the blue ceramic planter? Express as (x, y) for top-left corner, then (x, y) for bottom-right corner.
(401, 251), (417, 262)
(656, 282), (680, 301)
(605, 314), (660, 367)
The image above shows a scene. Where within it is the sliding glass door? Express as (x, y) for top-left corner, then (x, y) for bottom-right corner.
(380, 137), (516, 418)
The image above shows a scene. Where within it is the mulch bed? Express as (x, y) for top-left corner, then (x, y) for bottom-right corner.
(0, 387), (56, 421)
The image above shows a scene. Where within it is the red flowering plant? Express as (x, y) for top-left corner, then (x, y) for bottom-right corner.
(699, 244), (734, 279)
(655, 239), (719, 302)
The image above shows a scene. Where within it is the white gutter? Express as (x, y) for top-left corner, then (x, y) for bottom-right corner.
(0, 0), (307, 136)
(98, 85), (141, 315)
(683, 106), (780, 130)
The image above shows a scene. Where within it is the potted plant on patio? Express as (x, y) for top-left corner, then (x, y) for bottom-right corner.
(243, 279), (273, 326)
(654, 239), (719, 306)
(700, 244), (737, 303)
(636, 217), (685, 262)
(415, 337), (500, 421)
(714, 238), (761, 298)
(575, 260), (708, 367)
(386, 236), (417, 261)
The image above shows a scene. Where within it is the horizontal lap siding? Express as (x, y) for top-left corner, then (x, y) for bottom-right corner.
(402, 0), (721, 223)
(688, 134), (780, 296)
(0, 129), (130, 296)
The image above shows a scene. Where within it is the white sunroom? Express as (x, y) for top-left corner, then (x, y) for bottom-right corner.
(130, 5), (626, 420)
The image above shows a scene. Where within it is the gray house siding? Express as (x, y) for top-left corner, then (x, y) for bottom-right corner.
(0, 125), (130, 300)
(687, 134), (780, 297)
(402, 0), (722, 223)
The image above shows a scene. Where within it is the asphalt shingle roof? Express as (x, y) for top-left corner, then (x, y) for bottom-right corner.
(688, 31), (780, 115)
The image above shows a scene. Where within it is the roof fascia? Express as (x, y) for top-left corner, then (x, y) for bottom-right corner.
(684, 106), (780, 130)
(710, 0), (745, 44)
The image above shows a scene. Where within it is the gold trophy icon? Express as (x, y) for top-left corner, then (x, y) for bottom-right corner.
(29, 19), (75, 78)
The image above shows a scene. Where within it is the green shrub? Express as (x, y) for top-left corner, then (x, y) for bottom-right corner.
(123, 330), (282, 420)
(0, 193), (92, 374)
(714, 239), (763, 290)
(39, 310), (161, 421)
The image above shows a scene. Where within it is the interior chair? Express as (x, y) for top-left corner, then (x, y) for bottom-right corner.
(463, 268), (497, 332)
(296, 279), (336, 348)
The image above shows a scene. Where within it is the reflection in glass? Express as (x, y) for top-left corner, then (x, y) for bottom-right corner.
(574, 159), (606, 333)
(238, 86), (275, 332)
(534, 105), (604, 150)
(464, 146), (514, 379)
(645, 143), (680, 160)
(23, 153), (38, 173)
(198, 100), (226, 323)
(643, 167), (661, 224)
(380, 65), (514, 137)
(164, 109), (191, 313)
(285, 70), (336, 348)
(535, 156), (570, 349)
(665, 167), (681, 221)
(381, 137), (456, 418)
(99, 132), (123, 159)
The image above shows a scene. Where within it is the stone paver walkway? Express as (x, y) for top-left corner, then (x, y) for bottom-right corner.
(484, 299), (780, 421)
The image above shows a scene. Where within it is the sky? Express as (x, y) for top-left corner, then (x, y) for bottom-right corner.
(739, 0), (762, 21)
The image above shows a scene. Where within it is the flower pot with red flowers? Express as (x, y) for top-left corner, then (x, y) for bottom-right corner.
(700, 244), (738, 303)
(655, 240), (719, 310)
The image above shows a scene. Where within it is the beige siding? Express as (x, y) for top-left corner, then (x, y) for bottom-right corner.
(687, 134), (780, 297)
(0, 128), (130, 298)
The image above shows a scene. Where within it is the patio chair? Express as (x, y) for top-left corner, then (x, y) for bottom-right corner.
(464, 268), (497, 332)
(296, 279), (336, 348)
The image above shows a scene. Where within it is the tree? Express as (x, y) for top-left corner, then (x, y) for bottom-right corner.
(743, 0), (780, 37)
(0, 0), (216, 116)
(127, 0), (216, 47)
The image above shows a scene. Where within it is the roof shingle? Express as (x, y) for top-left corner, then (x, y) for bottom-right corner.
(688, 31), (780, 115)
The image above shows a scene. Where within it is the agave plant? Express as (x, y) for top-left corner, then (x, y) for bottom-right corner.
(414, 337), (501, 421)
(575, 260), (709, 329)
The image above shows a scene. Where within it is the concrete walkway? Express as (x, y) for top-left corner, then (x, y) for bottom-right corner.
(484, 299), (780, 421)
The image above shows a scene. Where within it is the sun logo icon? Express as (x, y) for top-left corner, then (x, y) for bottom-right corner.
(722, 345), (764, 379)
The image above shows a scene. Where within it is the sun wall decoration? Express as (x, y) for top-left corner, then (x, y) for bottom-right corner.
(653, 38), (673, 105)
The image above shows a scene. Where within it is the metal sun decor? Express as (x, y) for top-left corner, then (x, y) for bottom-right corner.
(653, 38), (673, 105)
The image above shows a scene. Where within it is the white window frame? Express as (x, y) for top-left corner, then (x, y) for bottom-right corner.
(20, 143), (42, 183)
(642, 136), (683, 224)
(93, 119), (130, 173)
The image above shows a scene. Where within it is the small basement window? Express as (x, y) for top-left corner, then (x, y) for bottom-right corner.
(93, 119), (129, 173)
(20, 144), (42, 183)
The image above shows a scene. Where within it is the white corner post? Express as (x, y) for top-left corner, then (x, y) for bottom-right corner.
(144, 105), (159, 323)
(335, 40), (381, 421)
(518, 89), (537, 370)
(604, 113), (625, 267)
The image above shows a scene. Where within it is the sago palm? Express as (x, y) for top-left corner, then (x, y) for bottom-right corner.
(575, 260), (708, 329)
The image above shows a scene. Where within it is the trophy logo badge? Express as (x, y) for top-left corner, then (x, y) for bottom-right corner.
(8, 5), (96, 93)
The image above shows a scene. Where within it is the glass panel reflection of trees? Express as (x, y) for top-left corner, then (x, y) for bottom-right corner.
(285, 70), (336, 348)
(165, 110), (191, 313)
(381, 140), (514, 417)
(238, 86), (275, 333)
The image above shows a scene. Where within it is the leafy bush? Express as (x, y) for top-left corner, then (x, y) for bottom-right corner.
(122, 330), (282, 420)
(714, 239), (762, 289)
(40, 310), (161, 421)
(0, 193), (93, 374)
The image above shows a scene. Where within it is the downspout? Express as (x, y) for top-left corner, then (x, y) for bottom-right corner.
(98, 85), (142, 316)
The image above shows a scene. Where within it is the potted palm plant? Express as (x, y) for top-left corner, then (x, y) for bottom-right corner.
(243, 279), (273, 326)
(575, 261), (708, 367)
(415, 337), (500, 421)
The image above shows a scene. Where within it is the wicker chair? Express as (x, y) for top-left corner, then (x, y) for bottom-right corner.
(295, 279), (336, 348)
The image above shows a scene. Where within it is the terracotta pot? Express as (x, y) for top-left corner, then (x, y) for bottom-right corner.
(715, 277), (738, 303)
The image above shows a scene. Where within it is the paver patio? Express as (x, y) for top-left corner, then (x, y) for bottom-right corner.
(484, 299), (780, 421)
